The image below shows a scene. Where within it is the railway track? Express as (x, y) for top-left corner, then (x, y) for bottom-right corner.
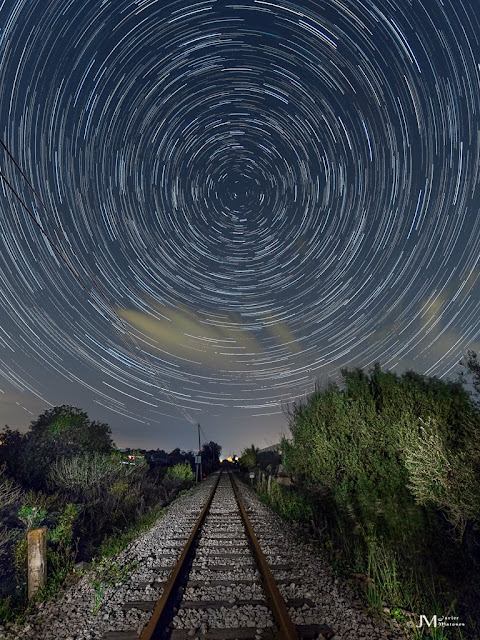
(103, 472), (334, 640)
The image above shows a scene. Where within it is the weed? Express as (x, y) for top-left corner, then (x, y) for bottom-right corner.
(365, 582), (382, 612)
(0, 596), (14, 622)
(391, 608), (406, 623)
(258, 482), (313, 523)
(92, 580), (105, 615)
(96, 503), (165, 559)
(17, 505), (47, 530)
(89, 558), (138, 614)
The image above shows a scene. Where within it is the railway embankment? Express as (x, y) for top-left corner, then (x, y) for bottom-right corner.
(0, 472), (406, 640)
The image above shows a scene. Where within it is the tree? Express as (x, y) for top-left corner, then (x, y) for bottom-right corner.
(201, 441), (222, 475)
(10, 406), (114, 490)
(0, 425), (25, 480)
(167, 448), (194, 466)
(459, 350), (480, 398)
(239, 444), (259, 471)
(28, 405), (113, 451)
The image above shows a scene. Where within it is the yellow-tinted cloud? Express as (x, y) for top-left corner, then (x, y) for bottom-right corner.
(117, 304), (265, 370)
(117, 303), (303, 369)
(263, 317), (302, 353)
(420, 292), (446, 330)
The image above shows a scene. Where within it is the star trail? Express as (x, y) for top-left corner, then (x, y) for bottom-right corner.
(0, 0), (479, 451)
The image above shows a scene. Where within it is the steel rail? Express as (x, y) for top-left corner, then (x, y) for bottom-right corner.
(139, 474), (221, 640)
(229, 473), (300, 640)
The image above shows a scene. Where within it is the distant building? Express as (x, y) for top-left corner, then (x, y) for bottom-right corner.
(258, 444), (281, 454)
(145, 449), (168, 465)
(257, 443), (282, 471)
(116, 448), (146, 465)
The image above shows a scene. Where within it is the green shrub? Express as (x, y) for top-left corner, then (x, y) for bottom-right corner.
(278, 364), (480, 637)
(404, 417), (480, 540)
(18, 505), (47, 530)
(239, 445), (259, 471)
(164, 462), (194, 487)
(260, 481), (313, 522)
(46, 503), (81, 581)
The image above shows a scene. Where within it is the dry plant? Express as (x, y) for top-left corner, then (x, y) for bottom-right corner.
(0, 463), (21, 559)
(47, 452), (135, 501)
(0, 463), (21, 511)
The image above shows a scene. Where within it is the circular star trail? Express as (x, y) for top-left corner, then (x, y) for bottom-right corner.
(0, 0), (479, 434)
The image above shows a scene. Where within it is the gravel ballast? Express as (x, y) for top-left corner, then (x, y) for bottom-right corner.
(235, 480), (407, 640)
(0, 474), (406, 640)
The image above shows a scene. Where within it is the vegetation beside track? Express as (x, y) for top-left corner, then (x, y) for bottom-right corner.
(0, 405), (221, 625)
(242, 358), (480, 640)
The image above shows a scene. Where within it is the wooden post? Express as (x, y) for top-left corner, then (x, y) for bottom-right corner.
(267, 474), (272, 495)
(28, 527), (46, 599)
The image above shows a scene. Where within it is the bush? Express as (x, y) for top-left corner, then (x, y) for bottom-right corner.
(1, 406), (114, 490)
(0, 464), (21, 511)
(163, 462), (194, 489)
(46, 452), (163, 558)
(260, 482), (313, 522)
(279, 364), (480, 636)
(48, 452), (136, 500)
(404, 417), (480, 539)
(239, 445), (259, 471)
(46, 503), (81, 585)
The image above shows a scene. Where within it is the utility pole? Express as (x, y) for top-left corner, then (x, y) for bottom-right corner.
(195, 423), (202, 483)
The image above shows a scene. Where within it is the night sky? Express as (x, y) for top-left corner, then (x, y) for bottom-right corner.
(1, 0), (479, 455)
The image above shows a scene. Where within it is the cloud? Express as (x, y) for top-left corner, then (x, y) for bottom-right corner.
(117, 304), (264, 370)
(116, 303), (303, 371)
(262, 316), (302, 353)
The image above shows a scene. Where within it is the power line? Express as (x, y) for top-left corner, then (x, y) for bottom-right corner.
(0, 138), (198, 427)
(0, 170), (91, 293)
(199, 424), (209, 444)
